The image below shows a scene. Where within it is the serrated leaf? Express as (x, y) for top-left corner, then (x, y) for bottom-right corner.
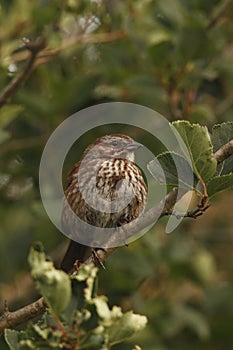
(106, 311), (147, 346)
(211, 122), (233, 175)
(212, 122), (233, 151)
(147, 151), (195, 190)
(28, 245), (71, 315)
(207, 174), (233, 197)
(172, 121), (217, 183)
(4, 329), (20, 350)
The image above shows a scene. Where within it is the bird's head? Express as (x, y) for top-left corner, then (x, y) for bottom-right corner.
(83, 134), (142, 162)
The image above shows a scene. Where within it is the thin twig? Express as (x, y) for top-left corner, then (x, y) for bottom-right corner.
(214, 139), (233, 164)
(0, 31), (126, 109)
(11, 31), (127, 64)
(206, 0), (233, 31)
(0, 297), (46, 334)
(0, 37), (46, 109)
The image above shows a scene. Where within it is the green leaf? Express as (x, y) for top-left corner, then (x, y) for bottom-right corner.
(172, 121), (217, 183)
(106, 311), (147, 347)
(158, 0), (185, 27)
(147, 151), (195, 190)
(94, 296), (111, 320)
(147, 31), (172, 46)
(0, 128), (10, 144)
(32, 323), (51, 341)
(163, 305), (210, 340)
(74, 263), (98, 301)
(207, 174), (233, 197)
(212, 122), (233, 151)
(191, 249), (216, 284)
(18, 340), (37, 349)
(4, 329), (20, 350)
(211, 122), (233, 175)
(190, 104), (215, 123)
(0, 105), (23, 128)
(28, 244), (71, 315)
(149, 41), (174, 67)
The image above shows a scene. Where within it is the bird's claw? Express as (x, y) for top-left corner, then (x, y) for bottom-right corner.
(91, 248), (106, 269)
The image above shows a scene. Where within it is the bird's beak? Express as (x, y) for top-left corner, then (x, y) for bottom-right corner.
(126, 141), (142, 151)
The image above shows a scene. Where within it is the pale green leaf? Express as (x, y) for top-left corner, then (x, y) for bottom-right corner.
(147, 31), (172, 46)
(73, 263), (98, 301)
(132, 346), (142, 350)
(191, 250), (216, 283)
(172, 121), (217, 182)
(106, 311), (147, 346)
(207, 174), (233, 197)
(93, 296), (111, 320)
(32, 324), (51, 340)
(18, 340), (36, 349)
(28, 244), (71, 315)
(4, 329), (20, 350)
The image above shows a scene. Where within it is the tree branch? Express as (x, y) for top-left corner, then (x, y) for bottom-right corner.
(0, 298), (46, 334)
(10, 31), (127, 66)
(0, 37), (46, 109)
(0, 138), (232, 335)
(205, 0), (233, 31)
(214, 139), (233, 164)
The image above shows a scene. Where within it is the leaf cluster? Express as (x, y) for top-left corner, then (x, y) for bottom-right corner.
(4, 245), (147, 350)
(148, 121), (233, 202)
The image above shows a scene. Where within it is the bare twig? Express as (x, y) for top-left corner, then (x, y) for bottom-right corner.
(0, 37), (46, 109)
(0, 297), (46, 334)
(214, 139), (233, 164)
(0, 138), (232, 334)
(0, 31), (126, 109)
(206, 0), (233, 31)
(11, 31), (127, 65)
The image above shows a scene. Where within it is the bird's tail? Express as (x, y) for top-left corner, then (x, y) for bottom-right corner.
(60, 240), (91, 272)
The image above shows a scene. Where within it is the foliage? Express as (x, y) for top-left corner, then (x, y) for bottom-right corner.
(0, 0), (233, 350)
(5, 246), (147, 350)
(148, 120), (233, 198)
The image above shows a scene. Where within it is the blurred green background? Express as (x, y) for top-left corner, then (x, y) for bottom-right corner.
(0, 0), (233, 349)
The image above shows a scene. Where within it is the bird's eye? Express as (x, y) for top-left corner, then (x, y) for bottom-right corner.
(111, 140), (118, 146)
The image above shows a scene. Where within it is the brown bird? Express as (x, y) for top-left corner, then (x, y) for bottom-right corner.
(60, 134), (148, 272)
